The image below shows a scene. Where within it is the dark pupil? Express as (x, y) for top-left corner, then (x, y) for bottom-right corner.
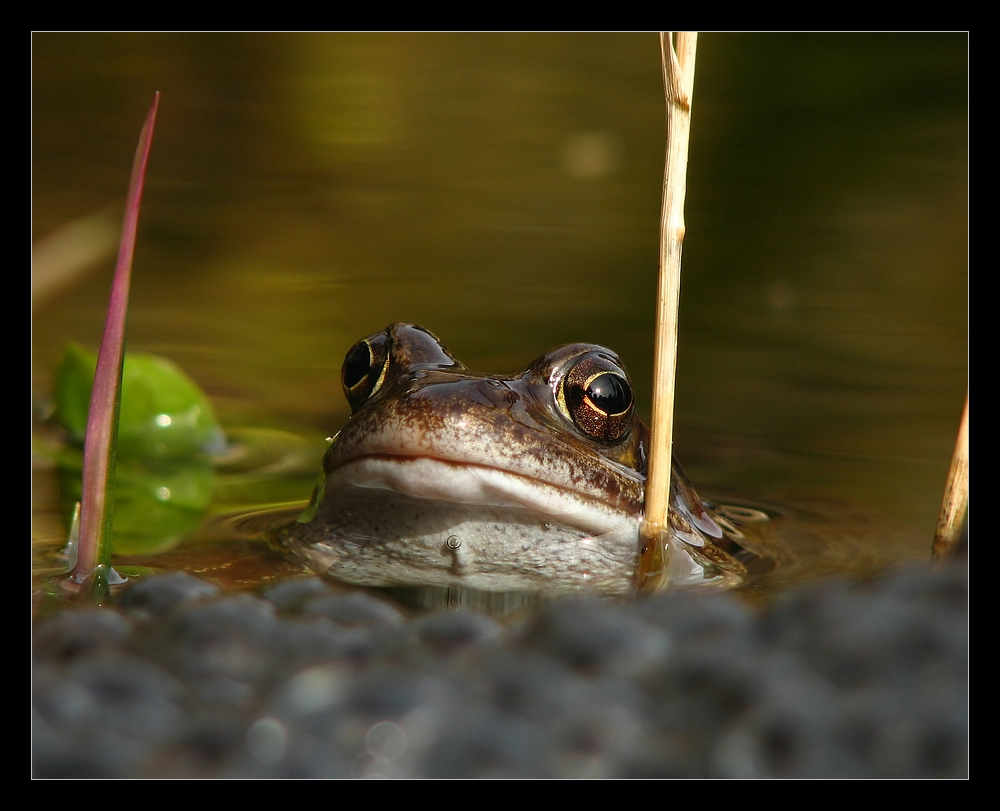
(343, 342), (372, 389)
(586, 374), (630, 414)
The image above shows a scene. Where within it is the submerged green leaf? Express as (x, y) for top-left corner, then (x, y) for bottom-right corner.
(58, 451), (214, 555)
(54, 343), (223, 556)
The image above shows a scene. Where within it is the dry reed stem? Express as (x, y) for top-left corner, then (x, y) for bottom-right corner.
(932, 393), (968, 561)
(637, 32), (697, 592)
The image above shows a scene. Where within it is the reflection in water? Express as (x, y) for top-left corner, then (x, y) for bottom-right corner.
(32, 33), (966, 597)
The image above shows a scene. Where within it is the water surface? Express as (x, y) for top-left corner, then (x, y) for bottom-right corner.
(32, 33), (968, 589)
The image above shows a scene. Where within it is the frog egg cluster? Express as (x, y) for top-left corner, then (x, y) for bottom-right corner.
(33, 562), (967, 778)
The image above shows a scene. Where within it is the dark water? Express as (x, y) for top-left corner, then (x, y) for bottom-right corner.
(32, 33), (967, 587)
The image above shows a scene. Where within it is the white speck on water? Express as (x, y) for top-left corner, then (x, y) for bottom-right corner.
(561, 131), (620, 179)
(767, 281), (797, 311)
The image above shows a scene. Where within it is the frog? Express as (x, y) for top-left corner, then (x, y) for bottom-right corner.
(281, 323), (773, 595)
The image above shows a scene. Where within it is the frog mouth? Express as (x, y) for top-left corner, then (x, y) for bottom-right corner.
(295, 454), (741, 594)
(324, 454), (641, 538)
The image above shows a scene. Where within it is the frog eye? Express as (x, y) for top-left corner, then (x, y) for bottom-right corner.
(342, 334), (389, 412)
(559, 353), (634, 442)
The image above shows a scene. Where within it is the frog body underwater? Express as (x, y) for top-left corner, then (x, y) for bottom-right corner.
(283, 324), (772, 595)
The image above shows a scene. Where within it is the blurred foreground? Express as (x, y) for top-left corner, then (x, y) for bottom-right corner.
(33, 558), (967, 778)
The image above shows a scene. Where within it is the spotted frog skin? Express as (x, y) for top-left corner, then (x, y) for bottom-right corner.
(282, 323), (770, 595)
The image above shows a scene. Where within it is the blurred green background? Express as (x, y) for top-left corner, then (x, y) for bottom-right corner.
(32, 33), (967, 547)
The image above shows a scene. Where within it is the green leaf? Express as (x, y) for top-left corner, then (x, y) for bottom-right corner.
(53, 343), (223, 556)
(54, 343), (225, 460)
(58, 450), (214, 555)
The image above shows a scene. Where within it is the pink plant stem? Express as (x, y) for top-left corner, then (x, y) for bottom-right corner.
(72, 92), (160, 583)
